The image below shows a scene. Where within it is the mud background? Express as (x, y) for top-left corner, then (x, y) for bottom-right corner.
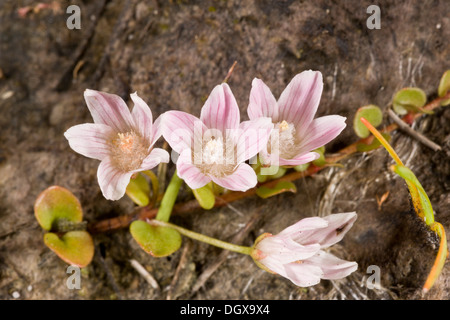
(0, 0), (449, 300)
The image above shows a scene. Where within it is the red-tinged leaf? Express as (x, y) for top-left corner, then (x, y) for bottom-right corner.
(44, 231), (94, 268)
(34, 186), (83, 231)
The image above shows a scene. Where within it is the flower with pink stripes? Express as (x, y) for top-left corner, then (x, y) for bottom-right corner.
(248, 70), (347, 166)
(64, 89), (169, 200)
(161, 83), (273, 191)
(251, 212), (358, 287)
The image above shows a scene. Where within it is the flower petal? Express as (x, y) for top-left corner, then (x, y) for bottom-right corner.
(64, 123), (115, 161)
(151, 114), (163, 148)
(130, 92), (153, 141)
(260, 256), (323, 287)
(248, 78), (278, 121)
(305, 250), (358, 280)
(283, 261), (324, 287)
(176, 149), (211, 189)
(277, 70), (323, 133)
(296, 115), (347, 153)
(200, 83), (240, 132)
(256, 236), (321, 264)
(135, 148), (169, 172)
(84, 89), (134, 133)
(291, 212), (357, 248)
(161, 111), (205, 154)
(210, 163), (257, 192)
(278, 216), (329, 238)
(236, 117), (274, 163)
(277, 152), (320, 167)
(97, 157), (134, 200)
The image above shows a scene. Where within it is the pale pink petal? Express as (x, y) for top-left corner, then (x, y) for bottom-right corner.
(248, 78), (278, 121)
(210, 163), (257, 192)
(296, 115), (347, 153)
(283, 262), (324, 287)
(134, 148), (169, 172)
(200, 83), (240, 132)
(84, 89), (134, 133)
(176, 149), (211, 189)
(256, 236), (321, 264)
(292, 212), (357, 248)
(151, 115), (163, 148)
(236, 117), (274, 163)
(161, 111), (206, 154)
(305, 251), (358, 280)
(97, 157), (134, 200)
(130, 92), (153, 141)
(278, 216), (329, 238)
(260, 257), (323, 287)
(277, 152), (320, 167)
(277, 70), (323, 132)
(64, 123), (115, 161)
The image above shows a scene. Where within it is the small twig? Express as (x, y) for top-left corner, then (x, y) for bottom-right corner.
(129, 259), (160, 290)
(191, 208), (262, 294)
(222, 61), (238, 83)
(166, 241), (192, 300)
(387, 109), (442, 151)
(95, 246), (125, 300)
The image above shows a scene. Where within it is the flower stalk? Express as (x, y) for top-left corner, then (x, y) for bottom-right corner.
(149, 219), (252, 255)
(155, 170), (183, 222)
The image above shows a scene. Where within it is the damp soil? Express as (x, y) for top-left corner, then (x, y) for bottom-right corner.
(0, 0), (449, 300)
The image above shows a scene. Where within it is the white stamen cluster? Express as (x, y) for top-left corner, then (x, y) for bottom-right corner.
(110, 131), (149, 172)
(268, 120), (299, 160)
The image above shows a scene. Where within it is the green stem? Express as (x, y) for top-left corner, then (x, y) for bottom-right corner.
(150, 219), (252, 255)
(155, 170), (183, 222)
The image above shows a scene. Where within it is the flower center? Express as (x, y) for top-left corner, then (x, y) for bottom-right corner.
(278, 120), (290, 132)
(203, 137), (224, 164)
(193, 136), (237, 178)
(110, 131), (149, 172)
(267, 121), (300, 159)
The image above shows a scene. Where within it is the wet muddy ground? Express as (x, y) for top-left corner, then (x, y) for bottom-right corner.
(0, 0), (449, 300)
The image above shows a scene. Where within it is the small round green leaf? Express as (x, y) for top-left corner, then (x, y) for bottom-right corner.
(126, 173), (150, 207)
(44, 231), (94, 268)
(312, 147), (326, 166)
(392, 88), (429, 115)
(353, 105), (383, 138)
(130, 221), (182, 257)
(438, 70), (450, 97)
(256, 181), (297, 199)
(294, 163), (310, 172)
(269, 166), (287, 179)
(438, 70), (450, 106)
(34, 186), (83, 231)
(192, 184), (215, 210)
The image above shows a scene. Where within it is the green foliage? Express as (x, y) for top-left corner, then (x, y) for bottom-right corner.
(130, 221), (182, 257)
(34, 186), (83, 231)
(392, 88), (430, 115)
(353, 105), (383, 138)
(256, 181), (297, 199)
(126, 173), (151, 207)
(44, 231), (94, 268)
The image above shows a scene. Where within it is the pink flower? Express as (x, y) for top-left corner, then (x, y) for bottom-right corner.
(161, 83), (273, 191)
(64, 89), (169, 200)
(251, 212), (358, 287)
(248, 70), (347, 166)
